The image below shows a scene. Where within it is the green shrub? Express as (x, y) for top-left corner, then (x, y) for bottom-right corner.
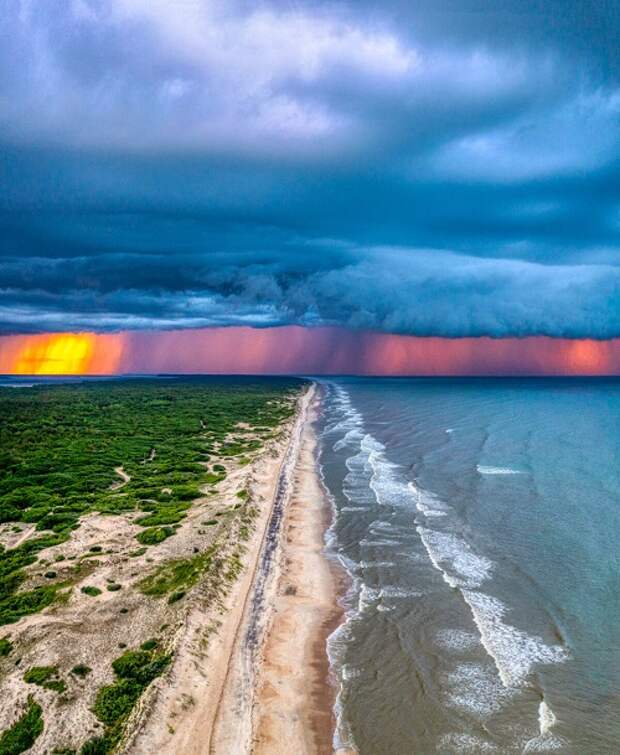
(106, 583), (121, 592)
(135, 526), (175, 546)
(71, 664), (92, 678)
(93, 679), (142, 727)
(167, 591), (185, 604)
(139, 639), (158, 651)
(88, 644), (171, 752)
(0, 584), (64, 626)
(0, 637), (12, 656)
(0, 696), (43, 755)
(134, 508), (186, 527)
(80, 736), (112, 755)
(80, 586), (101, 597)
(23, 665), (66, 693)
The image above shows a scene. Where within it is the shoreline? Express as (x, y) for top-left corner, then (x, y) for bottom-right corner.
(251, 386), (345, 754)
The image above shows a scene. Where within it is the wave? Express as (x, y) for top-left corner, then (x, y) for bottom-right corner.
(321, 383), (365, 753)
(416, 527), (494, 589)
(417, 523), (567, 688)
(446, 662), (515, 718)
(439, 733), (500, 753)
(462, 590), (568, 688)
(477, 465), (523, 475)
(523, 701), (565, 752)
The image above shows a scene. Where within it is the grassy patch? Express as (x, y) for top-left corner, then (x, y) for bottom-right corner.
(23, 665), (66, 693)
(138, 548), (216, 599)
(0, 583), (67, 626)
(135, 526), (175, 546)
(85, 644), (171, 753)
(0, 696), (43, 755)
(134, 507), (187, 527)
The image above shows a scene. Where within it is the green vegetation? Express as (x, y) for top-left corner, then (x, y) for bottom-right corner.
(71, 664), (92, 678)
(83, 644), (171, 754)
(135, 526), (175, 546)
(0, 696), (43, 755)
(106, 583), (121, 592)
(80, 586), (101, 597)
(0, 637), (12, 656)
(138, 548), (216, 599)
(0, 582), (66, 626)
(23, 665), (66, 693)
(0, 378), (302, 626)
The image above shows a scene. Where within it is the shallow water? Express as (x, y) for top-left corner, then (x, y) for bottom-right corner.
(317, 377), (620, 754)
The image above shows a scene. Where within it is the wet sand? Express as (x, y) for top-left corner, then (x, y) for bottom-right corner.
(252, 392), (343, 754)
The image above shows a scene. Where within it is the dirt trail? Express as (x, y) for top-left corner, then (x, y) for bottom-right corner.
(110, 465), (131, 490)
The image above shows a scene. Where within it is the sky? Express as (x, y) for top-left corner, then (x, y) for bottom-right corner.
(1, 1), (619, 373)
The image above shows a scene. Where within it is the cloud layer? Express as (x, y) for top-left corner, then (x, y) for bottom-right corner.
(0, 0), (619, 336)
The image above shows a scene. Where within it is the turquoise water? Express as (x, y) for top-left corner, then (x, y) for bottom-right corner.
(318, 378), (620, 754)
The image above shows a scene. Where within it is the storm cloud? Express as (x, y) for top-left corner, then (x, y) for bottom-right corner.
(1, 0), (619, 336)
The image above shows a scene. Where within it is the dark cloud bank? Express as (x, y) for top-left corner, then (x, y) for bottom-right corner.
(0, 0), (619, 337)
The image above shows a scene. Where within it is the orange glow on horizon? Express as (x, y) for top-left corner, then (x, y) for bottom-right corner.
(0, 327), (619, 376)
(2, 333), (124, 375)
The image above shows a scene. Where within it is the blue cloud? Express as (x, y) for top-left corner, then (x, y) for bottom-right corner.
(0, 0), (618, 336)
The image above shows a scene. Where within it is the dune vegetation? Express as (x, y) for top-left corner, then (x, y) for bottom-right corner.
(0, 376), (304, 753)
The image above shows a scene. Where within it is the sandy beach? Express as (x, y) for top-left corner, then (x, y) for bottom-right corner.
(251, 389), (342, 755)
(127, 382), (342, 754)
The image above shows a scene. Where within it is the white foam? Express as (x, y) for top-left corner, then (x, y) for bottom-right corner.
(446, 662), (515, 717)
(439, 733), (499, 753)
(416, 527), (494, 588)
(539, 701), (557, 735)
(333, 427), (363, 451)
(359, 538), (402, 547)
(523, 701), (565, 751)
(358, 560), (396, 568)
(477, 465), (523, 475)
(379, 586), (422, 599)
(462, 590), (568, 688)
(410, 482), (450, 518)
(435, 628), (480, 653)
(321, 384), (363, 754)
(358, 583), (380, 611)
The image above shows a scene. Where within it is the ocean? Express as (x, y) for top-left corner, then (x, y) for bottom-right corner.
(317, 377), (620, 754)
